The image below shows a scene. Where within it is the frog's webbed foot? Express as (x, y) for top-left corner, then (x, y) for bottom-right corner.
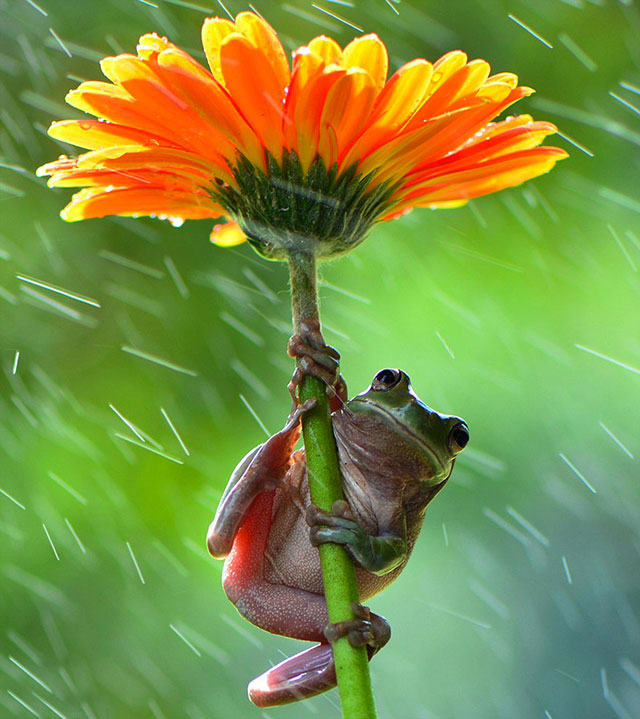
(247, 605), (390, 707)
(324, 602), (391, 654)
(287, 318), (347, 413)
(307, 500), (363, 548)
(307, 501), (407, 576)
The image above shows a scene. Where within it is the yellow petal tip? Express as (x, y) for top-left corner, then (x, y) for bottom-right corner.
(210, 221), (246, 247)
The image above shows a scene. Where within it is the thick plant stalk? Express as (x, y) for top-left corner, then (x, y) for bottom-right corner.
(288, 251), (378, 719)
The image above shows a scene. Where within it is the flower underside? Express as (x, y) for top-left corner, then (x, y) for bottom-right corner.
(219, 151), (396, 259)
(36, 11), (568, 260)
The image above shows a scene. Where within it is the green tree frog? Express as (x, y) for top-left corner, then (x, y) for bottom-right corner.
(207, 329), (468, 707)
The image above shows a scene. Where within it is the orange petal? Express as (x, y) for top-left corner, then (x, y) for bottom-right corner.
(65, 81), (213, 163)
(99, 54), (235, 164)
(219, 32), (287, 161)
(413, 59), (491, 122)
(307, 36), (343, 65)
(153, 48), (265, 169)
(485, 72), (518, 89)
(293, 66), (345, 172)
(47, 119), (178, 151)
(76, 144), (228, 181)
(235, 11), (290, 89)
(201, 17), (236, 85)
(400, 121), (561, 192)
(60, 186), (224, 222)
(317, 123), (339, 169)
(44, 167), (203, 189)
(363, 85), (536, 185)
(319, 68), (377, 161)
(475, 82), (521, 104)
(428, 51), (468, 95)
(395, 147), (568, 207)
(339, 58), (433, 168)
(358, 103), (486, 182)
(452, 119), (558, 162)
(342, 34), (388, 93)
(39, 142), (235, 195)
(210, 220), (246, 247)
(463, 114), (534, 145)
(65, 81), (167, 138)
(284, 47), (325, 148)
(136, 32), (180, 58)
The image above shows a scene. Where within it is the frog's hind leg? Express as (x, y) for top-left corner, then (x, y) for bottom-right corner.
(219, 467), (340, 706)
(227, 488), (390, 708)
(246, 603), (391, 707)
(249, 642), (335, 706)
(221, 480), (329, 643)
(226, 501), (390, 705)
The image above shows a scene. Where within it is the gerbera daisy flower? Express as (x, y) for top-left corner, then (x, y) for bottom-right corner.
(37, 11), (567, 260)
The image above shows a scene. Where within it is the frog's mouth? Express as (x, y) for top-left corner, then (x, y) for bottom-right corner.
(346, 398), (449, 478)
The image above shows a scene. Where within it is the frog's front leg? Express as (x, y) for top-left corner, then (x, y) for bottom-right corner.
(287, 317), (348, 413)
(307, 500), (408, 576)
(206, 398), (315, 559)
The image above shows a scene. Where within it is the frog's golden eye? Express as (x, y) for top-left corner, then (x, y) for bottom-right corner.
(372, 368), (401, 390)
(449, 424), (470, 453)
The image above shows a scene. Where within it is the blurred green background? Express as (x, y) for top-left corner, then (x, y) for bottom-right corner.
(1, 0), (639, 717)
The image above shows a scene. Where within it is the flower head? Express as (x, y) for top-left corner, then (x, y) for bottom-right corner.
(37, 12), (567, 260)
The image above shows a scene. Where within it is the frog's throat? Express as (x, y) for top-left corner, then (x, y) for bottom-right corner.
(345, 399), (447, 475)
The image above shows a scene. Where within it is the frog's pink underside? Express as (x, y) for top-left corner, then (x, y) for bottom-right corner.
(223, 491), (339, 706)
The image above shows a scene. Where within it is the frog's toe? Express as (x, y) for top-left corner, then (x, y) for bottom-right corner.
(285, 396), (317, 425)
(287, 357), (339, 399)
(288, 333), (340, 366)
(287, 320), (341, 395)
(325, 617), (374, 648)
(324, 605), (391, 653)
(309, 525), (358, 548)
(331, 499), (354, 521)
(306, 503), (357, 529)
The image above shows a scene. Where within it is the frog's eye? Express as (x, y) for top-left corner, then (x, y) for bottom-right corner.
(449, 423), (470, 453)
(372, 368), (402, 391)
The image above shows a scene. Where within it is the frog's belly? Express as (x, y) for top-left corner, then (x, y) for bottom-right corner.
(263, 487), (324, 594)
(263, 486), (403, 600)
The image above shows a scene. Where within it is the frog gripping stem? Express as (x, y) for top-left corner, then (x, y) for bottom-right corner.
(288, 251), (379, 719)
(248, 604), (390, 707)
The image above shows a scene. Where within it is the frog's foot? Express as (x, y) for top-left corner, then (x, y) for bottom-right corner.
(307, 500), (362, 549)
(283, 396), (317, 430)
(247, 608), (390, 708)
(307, 501), (406, 576)
(287, 318), (347, 411)
(325, 602), (391, 655)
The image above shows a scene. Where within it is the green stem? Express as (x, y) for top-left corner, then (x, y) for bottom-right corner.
(288, 251), (378, 719)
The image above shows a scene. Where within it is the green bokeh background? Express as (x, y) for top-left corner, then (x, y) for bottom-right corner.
(1, 1), (639, 717)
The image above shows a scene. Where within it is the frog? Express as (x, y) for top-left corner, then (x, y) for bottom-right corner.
(207, 320), (469, 707)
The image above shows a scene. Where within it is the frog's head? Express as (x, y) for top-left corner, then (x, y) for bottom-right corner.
(346, 368), (469, 485)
